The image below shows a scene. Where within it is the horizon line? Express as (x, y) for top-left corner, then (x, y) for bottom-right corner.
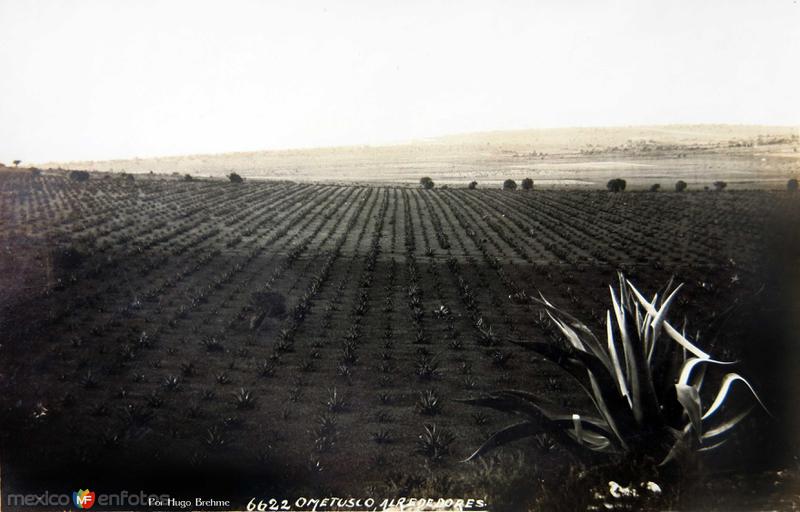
(34, 122), (800, 167)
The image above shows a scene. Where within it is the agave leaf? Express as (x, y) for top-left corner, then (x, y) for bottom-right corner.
(585, 369), (630, 451)
(642, 310), (653, 358)
(646, 283), (684, 363)
(697, 438), (729, 452)
(548, 313), (587, 352)
(617, 272), (631, 310)
(702, 406), (754, 441)
(677, 357), (737, 388)
(610, 284), (642, 422)
(493, 390), (607, 425)
(463, 421), (540, 461)
(457, 391), (613, 439)
(456, 394), (546, 419)
(626, 280), (682, 366)
(506, 338), (590, 381)
(702, 373), (770, 420)
(660, 276), (677, 303)
(566, 413), (615, 451)
(635, 302), (643, 339)
(572, 414), (583, 444)
(549, 417), (615, 438)
(627, 278), (675, 318)
(612, 283), (664, 426)
(650, 284), (683, 341)
(508, 338), (638, 439)
(565, 429), (615, 452)
(536, 291), (557, 309)
(658, 425), (691, 466)
(566, 413), (616, 451)
(606, 310), (630, 404)
(534, 297), (611, 370)
(663, 322), (710, 359)
(675, 383), (703, 439)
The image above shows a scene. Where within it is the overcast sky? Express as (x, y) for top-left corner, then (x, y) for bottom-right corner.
(0, 0), (798, 163)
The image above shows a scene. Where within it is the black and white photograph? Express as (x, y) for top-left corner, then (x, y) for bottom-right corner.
(0, 1), (798, 510)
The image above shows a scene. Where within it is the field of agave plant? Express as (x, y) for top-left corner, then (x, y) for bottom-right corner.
(0, 169), (798, 509)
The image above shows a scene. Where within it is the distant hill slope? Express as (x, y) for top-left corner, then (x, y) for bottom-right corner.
(40, 124), (799, 187)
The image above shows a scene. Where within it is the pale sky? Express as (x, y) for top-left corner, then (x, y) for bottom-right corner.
(0, 0), (798, 164)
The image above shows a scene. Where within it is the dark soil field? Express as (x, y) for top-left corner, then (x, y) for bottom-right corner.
(1, 169), (799, 510)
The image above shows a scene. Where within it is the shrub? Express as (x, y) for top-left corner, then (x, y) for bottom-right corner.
(420, 177), (435, 189)
(713, 181), (727, 191)
(228, 173), (244, 183)
(31, 168), (42, 177)
(675, 180), (688, 192)
(250, 291), (286, 317)
(503, 179), (517, 190)
(787, 178), (798, 192)
(417, 423), (455, 461)
(201, 336), (224, 352)
(468, 181), (478, 190)
(461, 274), (766, 468)
(416, 389), (442, 415)
(521, 178), (534, 190)
(232, 387), (256, 409)
(606, 178), (626, 192)
(69, 170), (90, 182)
(183, 174), (194, 181)
(324, 388), (347, 412)
(649, 184), (661, 192)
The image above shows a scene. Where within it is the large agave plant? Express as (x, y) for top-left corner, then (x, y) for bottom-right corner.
(461, 274), (767, 466)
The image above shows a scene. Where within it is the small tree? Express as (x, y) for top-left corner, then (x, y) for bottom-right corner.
(249, 291), (287, 330)
(183, 174), (194, 182)
(228, 173), (244, 183)
(69, 170), (90, 182)
(675, 180), (688, 192)
(521, 178), (534, 190)
(788, 178), (799, 192)
(420, 177), (434, 189)
(713, 181), (727, 191)
(503, 179), (517, 190)
(650, 183), (661, 192)
(468, 181), (478, 190)
(13, 160), (21, 167)
(606, 178), (626, 192)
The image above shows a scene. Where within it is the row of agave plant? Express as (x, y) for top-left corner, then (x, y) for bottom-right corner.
(52, 186), (367, 442)
(461, 273), (767, 472)
(44, 183), (340, 346)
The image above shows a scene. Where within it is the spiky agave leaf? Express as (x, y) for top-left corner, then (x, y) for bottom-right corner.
(506, 337), (638, 448)
(464, 275), (769, 467)
(462, 421), (540, 461)
(457, 391), (618, 461)
(674, 384), (703, 439)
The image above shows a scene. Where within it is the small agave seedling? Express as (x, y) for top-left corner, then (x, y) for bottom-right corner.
(460, 273), (767, 466)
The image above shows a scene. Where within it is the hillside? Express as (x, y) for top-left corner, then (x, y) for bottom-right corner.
(40, 124), (799, 188)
